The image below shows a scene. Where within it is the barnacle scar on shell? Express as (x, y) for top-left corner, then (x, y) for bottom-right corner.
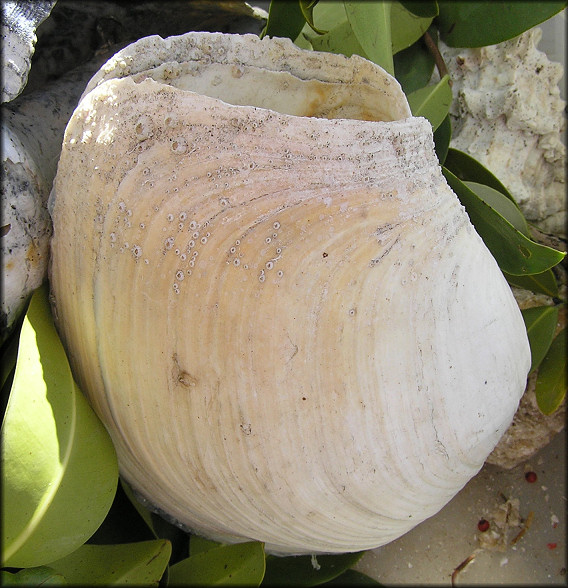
(49, 32), (531, 555)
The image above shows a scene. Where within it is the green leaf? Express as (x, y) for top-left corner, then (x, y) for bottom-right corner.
(344, 1), (394, 74)
(391, 2), (434, 54)
(442, 167), (566, 276)
(1, 320), (21, 394)
(147, 513), (191, 566)
(120, 480), (190, 571)
(262, 551), (365, 586)
(324, 568), (384, 585)
(504, 270), (559, 298)
(47, 540), (171, 586)
(437, 1), (567, 47)
(300, 0), (327, 34)
(463, 181), (530, 236)
(407, 74), (452, 130)
(87, 481), (157, 546)
(433, 113), (452, 164)
(261, 0), (307, 40)
(0, 566), (66, 586)
(521, 306), (560, 372)
(535, 327), (567, 415)
(1, 285), (119, 568)
(393, 34), (435, 94)
(301, 1), (349, 37)
(399, 1), (438, 18)
(169, 541), (266, 586)
(444, 148), (518, 206)
(119, 479), (157, 538)
(189, 534), (224, 556)
(310, 20), (367, 58)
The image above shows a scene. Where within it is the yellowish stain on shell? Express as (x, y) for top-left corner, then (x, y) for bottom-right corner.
(49, 32), (530, 555)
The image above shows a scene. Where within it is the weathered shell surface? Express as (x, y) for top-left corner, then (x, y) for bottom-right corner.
(49, 32), (530, 555)
(1, 0), (56, 103)
(0, 1), (266, 342)
(1, 120), (51, 337)
(440, 28), (566, 237)
(1, 52), (112, 341)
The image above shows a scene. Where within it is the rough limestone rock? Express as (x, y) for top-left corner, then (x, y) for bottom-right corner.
(440, 28), (566, 237)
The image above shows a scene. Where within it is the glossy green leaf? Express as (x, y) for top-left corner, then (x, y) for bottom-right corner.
(310, 20), (366, 58)
(399, 1), (438, 17)
(437, 1), (567, 47)
(169, 541), (265, 586)
(119, 479), (157, 537)
(325, 568), (383, 585)
(344, 1), (394, 74)
(301, 0), (348, 36)
(504, 270), (559, 298)
(189, 534), (224, 556)
(300, 0), (327, 34)
(442, 167), (566, 276)
(0, 566), (66, 586)
(121, 480), (191, 566)
(294, 32), (314, 50)
(1, 285), (118, 568)
(535, 327), (567, 415)
(261, 0), (307, 40)
(393, 35), (435, 94)
(1, 322), (20, 394)
(87, 481), (157, 546)
(463, 181), (530, 236)
(407, 74), (452, 130)
(120, 479), (189, 571)
(47, 540), (171, 586)
(521, 306), (560, 372)
(433, 113), (452, 164)
(391, 2), (434, 53)
(262, 551), (365, 586)
(444, 148), (517, 205)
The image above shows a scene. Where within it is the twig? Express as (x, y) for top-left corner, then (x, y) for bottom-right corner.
(451, 552), (477, 586)
(423, 30), (451, 85)
(511, 511), (535, 545)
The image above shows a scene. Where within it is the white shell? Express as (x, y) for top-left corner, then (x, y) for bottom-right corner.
(1, 119), (51, 338)
(1, 0), (56, 103)
(1, 55), (108, 341)
(49, 32), (530, 555)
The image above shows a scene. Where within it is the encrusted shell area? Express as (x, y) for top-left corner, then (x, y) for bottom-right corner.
(1, 119), (52, 338)
(81, 32), (412, 122)
(49, 35), (530, 555)
(1, 0), (56, 103)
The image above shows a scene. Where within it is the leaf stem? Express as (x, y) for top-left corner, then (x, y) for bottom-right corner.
(423, 30), (451, 85)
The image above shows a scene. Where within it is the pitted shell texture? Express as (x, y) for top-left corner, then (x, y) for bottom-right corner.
(49, 32), (530, 555)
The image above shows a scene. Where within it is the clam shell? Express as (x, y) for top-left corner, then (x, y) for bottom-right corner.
(49, 32), (530, 555)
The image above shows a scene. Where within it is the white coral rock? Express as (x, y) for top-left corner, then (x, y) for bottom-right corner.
(440, 28), (566, 237)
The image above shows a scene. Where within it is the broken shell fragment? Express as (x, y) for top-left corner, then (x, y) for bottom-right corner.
(49, 32), (531, 555)
(1, 51), (116, 342)
(1, 0), (56, 103)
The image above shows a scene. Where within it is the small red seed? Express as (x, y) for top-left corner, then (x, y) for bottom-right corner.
(477, 519), (490, 532)
(525, 471), (537, 483)
(547, 543), (557, 550)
